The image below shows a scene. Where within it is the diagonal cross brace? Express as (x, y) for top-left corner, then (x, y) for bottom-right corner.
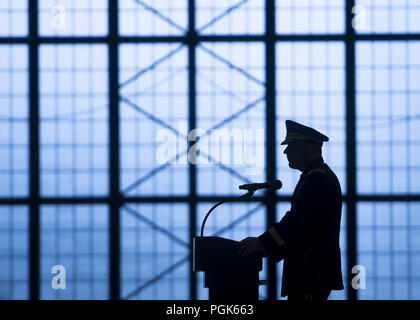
(198, 44), (266, 88)
(119, 96), (261, 194)
(119, 44), (185, 90)
(122, 255), (189, 300)
(122, 204), (190, 248)
(214, 203), (264, 236)
(197, 0), (250, 32)
(132, 0), (186, 33)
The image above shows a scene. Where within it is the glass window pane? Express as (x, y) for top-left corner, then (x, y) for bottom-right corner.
(356, 41), (420, 194)
(0, 0), (28, 37)
(0, 206), (29, 300)
(357, 202), (420, 300)
(40, 204), (108, 300)
(121, 203), (189, 299)
(355, 0), (420, 34)
(276, 0), (345, 34)
(39, 44), (109, 197)
(119, 0), (187, 36)
(0, 45), (29, 198)
(39, 0), (108, 36)
(196, 42), (266, 196)
(196, 0), (264, 35)
(276, 42), (346, 195)
(119, 44), (188, 196)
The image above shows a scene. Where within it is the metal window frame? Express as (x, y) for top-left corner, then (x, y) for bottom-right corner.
(0, 0), (418, 300)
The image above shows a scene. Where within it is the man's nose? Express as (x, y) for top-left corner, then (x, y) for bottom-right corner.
(283, 146), (288, 154)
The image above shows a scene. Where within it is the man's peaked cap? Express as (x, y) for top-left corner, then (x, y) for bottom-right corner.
(281, 120), (329, 146)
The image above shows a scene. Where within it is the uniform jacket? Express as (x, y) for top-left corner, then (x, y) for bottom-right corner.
(259, 156), (344, 298)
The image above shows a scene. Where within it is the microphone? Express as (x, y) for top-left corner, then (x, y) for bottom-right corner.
(200, 180), (281, 237)
(239, 180), (282, 192)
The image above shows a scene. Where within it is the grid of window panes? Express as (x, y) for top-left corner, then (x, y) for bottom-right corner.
(0, 206), (29, 300)
(276, 0), (345, 34)
(276, 42), (346, 195)
(196, 42), (266, 196)
(1, 0), (420, 301)
(357, 202), (420, 299)
(0, 0), (28, 37)
(118, 0), (187, 36)
(120, 203), (189, 300)
(0, 45), (29, 198)
(356, 41), (420, 194)
(196, 0), (265, 35)
(39, 44), (109, 197)
(119, 43), (189, 197)
(38, 0), (108, 36)
(355, 0), (420, 34)
(40, 205), (109, 300)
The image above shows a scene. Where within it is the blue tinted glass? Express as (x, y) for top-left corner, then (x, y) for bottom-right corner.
(276, 42), (346, 195)
(39, 0), (108, 36)
(0, 206), (29, 299)
(0, 45), (29, 198)
(120, 203), (189, 299)
(196, 42), (266, 195)
(276, 0), (345, 34)
(2, 0), (420, 302)
(0, 0), (28, 37)
(119, 0), (187, 36)
(39, 44), (109, 197)
(356, 41), (420, 194)
(357, 202), (420, 300)
(196, 0), (264, 35)
(355, 0), (420, 34)
(119, 43), (188, 196)
(40, 205), (108, 300)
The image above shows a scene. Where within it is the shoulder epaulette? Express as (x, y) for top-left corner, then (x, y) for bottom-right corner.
(307, 168), (325, 175)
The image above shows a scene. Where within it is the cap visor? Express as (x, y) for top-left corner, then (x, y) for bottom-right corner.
(281, 138), (296, 145)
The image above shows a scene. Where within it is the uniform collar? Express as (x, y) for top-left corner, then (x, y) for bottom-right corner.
(301, 156), (324, 177)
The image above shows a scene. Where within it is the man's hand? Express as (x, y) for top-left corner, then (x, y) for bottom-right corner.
(237, 237), (269, 257)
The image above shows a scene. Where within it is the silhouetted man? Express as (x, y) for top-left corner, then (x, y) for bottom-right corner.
(237, 120), (344, 301)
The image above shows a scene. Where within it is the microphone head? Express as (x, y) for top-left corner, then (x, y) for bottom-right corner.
(238, 180), (282, 191)
(271, 180), (282, 190)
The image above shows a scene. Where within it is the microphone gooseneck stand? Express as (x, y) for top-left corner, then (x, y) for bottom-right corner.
(196, 189), (261, 300)
(200, 190), (254, 237)
(195, 182), (281, 300)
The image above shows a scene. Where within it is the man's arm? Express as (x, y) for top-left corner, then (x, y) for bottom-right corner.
(257, 211), (291, 261)
(240, 173), (329, 260)
(237, 237), (270, 257)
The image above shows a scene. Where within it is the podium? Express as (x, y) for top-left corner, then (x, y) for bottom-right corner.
(194, 236), (262, 300)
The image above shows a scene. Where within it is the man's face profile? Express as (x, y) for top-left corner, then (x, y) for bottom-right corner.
(283, 141), (310, 170)
(284, 141), (298, 169)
